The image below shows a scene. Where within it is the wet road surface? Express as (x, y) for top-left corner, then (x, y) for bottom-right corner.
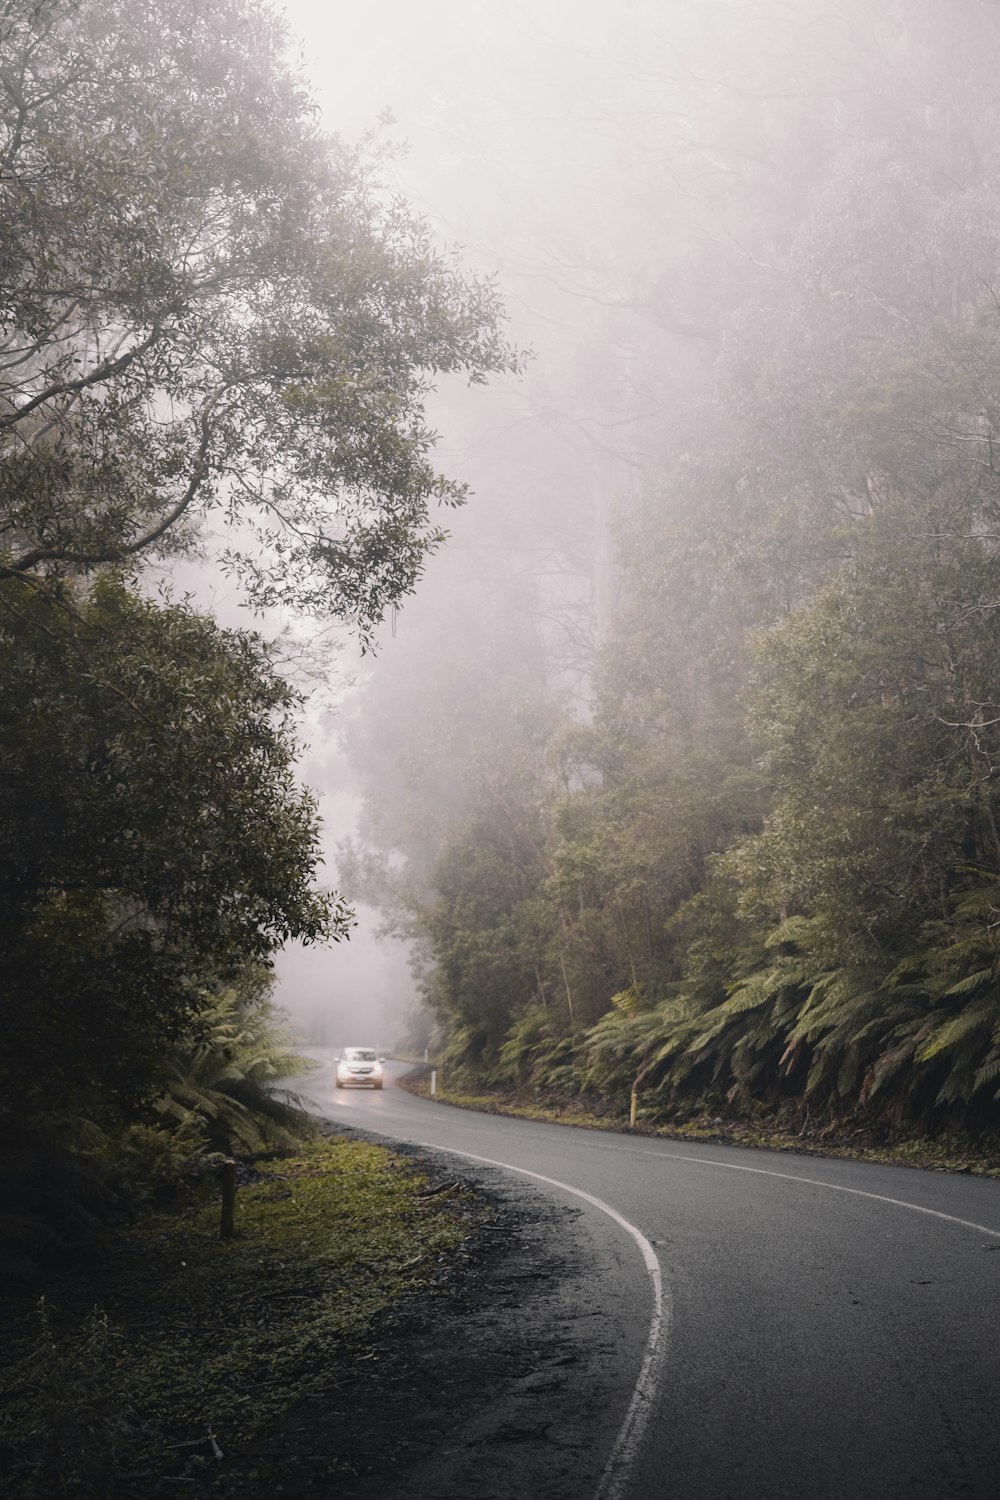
(305, 1056), (1000, 1499)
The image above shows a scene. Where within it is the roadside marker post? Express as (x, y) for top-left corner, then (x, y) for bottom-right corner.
(630, 1090), (638, 1129)
(431, 1069), (437, 1099)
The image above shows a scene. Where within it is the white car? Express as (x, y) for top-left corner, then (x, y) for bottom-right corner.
(335, 1047), (384, 1089)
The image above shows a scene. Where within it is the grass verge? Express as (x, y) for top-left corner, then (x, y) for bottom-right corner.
(0, 1133), (473, 1498)
(401, 1075), (1000, 1177)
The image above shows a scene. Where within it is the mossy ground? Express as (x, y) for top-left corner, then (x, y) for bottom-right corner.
(402, 1075), (1000, 1177)
(0, 1134), (474, 1498)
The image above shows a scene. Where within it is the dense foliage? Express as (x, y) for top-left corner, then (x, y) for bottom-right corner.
(0, 577), (339, 1124)
(346, 0), (1000, 1139)
(0, 0), (516, 1269)
(0, 0), (518, 641)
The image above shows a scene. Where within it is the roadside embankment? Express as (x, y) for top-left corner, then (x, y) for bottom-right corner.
(399, 1070), (1000, 1177)
(0, 1132), (480, 1497)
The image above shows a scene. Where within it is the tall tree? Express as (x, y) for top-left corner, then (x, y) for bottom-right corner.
(0, 575), (342, 1121)
(0, 0), (519, 644)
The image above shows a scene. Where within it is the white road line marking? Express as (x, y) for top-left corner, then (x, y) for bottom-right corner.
(623, 1146), (1000, 1239)
(394, 1086), (1000, 1242)
(348, 1082), (997, 1493)
(415, 1139), (668, 1500)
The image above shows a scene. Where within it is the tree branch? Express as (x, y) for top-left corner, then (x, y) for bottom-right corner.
(0, 386), (225, 578)
(0, 323), (163, 430)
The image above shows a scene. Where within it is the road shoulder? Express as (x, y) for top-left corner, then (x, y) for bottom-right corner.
(238, 1130), (637, 1499)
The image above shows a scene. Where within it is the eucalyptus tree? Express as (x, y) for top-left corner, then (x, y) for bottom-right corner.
(0, 0), (519, 642)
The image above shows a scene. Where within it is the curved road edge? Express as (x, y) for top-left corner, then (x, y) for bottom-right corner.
(425, 1141), (669, 1500)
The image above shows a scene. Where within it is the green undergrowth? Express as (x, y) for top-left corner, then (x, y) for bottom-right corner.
(402, 1075), (1000, 1177)
(0, 1134), (472, 1497)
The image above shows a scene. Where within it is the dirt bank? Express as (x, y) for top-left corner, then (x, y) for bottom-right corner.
(228, 1128), (624, 1500)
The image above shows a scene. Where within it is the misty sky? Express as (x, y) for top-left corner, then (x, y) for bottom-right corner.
(267, 0), (747, 1043)
(265, 0), (866, 1044)
(269, 0), (595, 1045)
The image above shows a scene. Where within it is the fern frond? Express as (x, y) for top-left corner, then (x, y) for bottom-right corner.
(941, 969), (994, 999)
(918, 998), (998, 1063)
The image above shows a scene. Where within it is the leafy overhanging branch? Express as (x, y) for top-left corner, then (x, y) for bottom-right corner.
(0, 0), (522, 644)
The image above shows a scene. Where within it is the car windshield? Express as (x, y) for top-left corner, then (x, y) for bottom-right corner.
(344, 1048), (377, 1062)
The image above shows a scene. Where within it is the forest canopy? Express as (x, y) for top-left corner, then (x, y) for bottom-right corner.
(0, 0), (519, 641)
(341, 0), (1000, 1140)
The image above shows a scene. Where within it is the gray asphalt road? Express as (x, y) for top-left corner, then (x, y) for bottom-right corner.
(306, 1056), (1000, 1499)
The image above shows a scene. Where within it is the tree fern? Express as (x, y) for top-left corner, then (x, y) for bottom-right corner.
(153, 984), (316, 1154)
(918, 1000), (998, 1064)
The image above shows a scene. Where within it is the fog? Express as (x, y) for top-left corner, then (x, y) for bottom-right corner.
(257, 0), (984, 1047)
(269, 0), (702, 1044)
(269, 0), (673, 1046)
